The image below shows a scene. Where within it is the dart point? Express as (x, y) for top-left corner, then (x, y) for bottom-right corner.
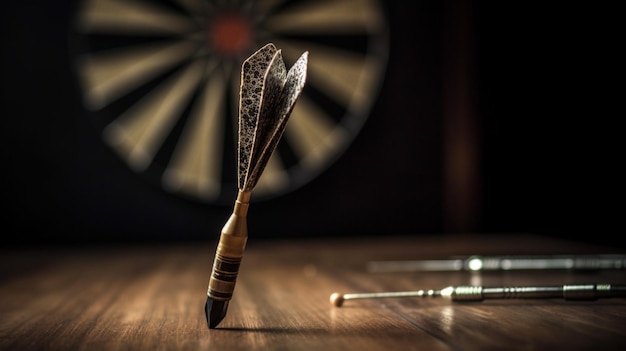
(205, 297), (229, 329)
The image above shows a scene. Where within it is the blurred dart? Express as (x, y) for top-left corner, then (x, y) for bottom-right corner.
(366, 254), (626, 273)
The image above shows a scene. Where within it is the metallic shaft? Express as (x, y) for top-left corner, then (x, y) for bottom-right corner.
(366, 254), (626, 273)
(331, 284), (626, 307)
(442, 284), (626, 301)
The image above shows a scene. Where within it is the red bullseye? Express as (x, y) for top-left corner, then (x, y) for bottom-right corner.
(208, 13), (253, 58)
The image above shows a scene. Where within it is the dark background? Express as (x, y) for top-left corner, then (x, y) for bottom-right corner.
(2, 2), (622, 247)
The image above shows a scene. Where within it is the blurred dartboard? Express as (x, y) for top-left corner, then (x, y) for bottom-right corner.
(70, 0), (389, 205)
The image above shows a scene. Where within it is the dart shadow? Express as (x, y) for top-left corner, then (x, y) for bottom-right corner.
(217, 326), (328, 334)
(214, 325), (423, 339)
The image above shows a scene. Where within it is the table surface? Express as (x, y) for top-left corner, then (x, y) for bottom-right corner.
(1, 233), (625, 351)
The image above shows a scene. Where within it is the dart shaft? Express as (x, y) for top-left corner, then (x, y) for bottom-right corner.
(332, 284), (626, 306)
(342, 290), (441, 301)
(443, 284), (626, 301)
(367, 254), (626, 272)
(470, 255), (626, 271)
(207, 191), (251, 301)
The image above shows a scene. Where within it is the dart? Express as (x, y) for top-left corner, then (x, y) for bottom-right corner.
(366, 254), (626, 273)
(205, 43), (308, 329)
(330, 283), (626, 307)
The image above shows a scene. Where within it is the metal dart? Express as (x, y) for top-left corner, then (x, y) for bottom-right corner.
(331, 283), (626, 307)
(205, 43), (308, 329)
(366, 254), (626, 273)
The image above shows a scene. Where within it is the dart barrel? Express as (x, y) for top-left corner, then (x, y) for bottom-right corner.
(442, 284), (626, 301)
(207, 191), (251, 301)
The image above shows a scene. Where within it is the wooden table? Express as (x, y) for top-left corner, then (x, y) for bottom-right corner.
(2, 234), (625, 350)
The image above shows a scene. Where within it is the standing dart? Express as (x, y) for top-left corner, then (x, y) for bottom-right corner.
(205, 43), (308, 329)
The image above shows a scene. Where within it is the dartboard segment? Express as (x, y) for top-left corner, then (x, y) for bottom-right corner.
(261, 0), (386, 34)
(162, 63), (228, 200)
(76, 0), (195, 35)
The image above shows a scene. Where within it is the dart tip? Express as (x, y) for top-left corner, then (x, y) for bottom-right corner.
(330, 292), (345, 307)
(205, 297), (229, 329)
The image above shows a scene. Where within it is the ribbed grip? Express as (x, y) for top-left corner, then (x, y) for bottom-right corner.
(451, 284), (626, 301)
(448, 286), (484, 301)
(451, 286), (564, 300)
(206, 191), (250, 302)
(483, 286), (562, 299)
(208, 233), (247, 301)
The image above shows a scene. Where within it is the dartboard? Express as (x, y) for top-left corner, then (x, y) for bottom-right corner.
(70, 0), (389, 205)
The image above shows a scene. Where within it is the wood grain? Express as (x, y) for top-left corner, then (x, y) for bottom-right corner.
(1, 234), (625, 351)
